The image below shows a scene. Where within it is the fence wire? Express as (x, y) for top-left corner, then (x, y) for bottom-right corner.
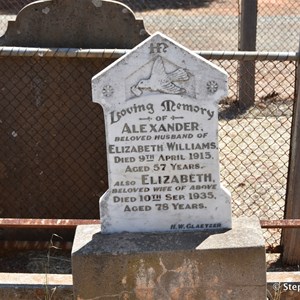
(216, 59), (295, 249)
(1, 0), (298, 51)
(0, 48), (297, 248)
(0, 0), (298, 248)
(136, 0), (299, 52)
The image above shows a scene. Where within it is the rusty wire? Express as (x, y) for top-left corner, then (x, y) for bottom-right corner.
(0, 46), (298, 61)
(1, 218), (300, 229)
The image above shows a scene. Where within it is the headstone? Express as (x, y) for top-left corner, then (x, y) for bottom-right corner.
(92, 32), (232, 233)
(0, 0), (149, 48)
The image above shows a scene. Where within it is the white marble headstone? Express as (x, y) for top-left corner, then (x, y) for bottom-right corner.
(92, 32), (232, 233)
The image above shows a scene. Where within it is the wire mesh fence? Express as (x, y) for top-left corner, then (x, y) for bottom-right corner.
(0, 0), (298, 248)
(0, 48), (297, 248)
(256, 0), (299, 52)
(0, 55), (112, 220)
(217, 58), (295, 249)
(1, 0), (298, 51)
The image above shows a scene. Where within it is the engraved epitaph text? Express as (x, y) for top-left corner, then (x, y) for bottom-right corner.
(92, 33), (232, 233)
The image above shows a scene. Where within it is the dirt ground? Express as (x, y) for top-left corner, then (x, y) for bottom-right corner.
(0, 249), (72, 274)
(219, 101), (293, 249)
(0, 247), (298, 274)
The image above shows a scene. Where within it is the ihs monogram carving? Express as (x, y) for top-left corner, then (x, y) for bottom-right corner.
(131, 56), (189, 97)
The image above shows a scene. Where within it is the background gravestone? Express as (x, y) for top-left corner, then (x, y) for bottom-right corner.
(92, 32), (232, 233)
(0, 0), (148, 241)
(0, 0), (149, 47)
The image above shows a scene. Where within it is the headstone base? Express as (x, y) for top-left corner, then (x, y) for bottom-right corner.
(72, 217), (266, 300)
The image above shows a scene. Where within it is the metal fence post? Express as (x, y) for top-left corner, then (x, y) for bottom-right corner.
(238, 0), (257, 110)
(281, 39), (300, 265)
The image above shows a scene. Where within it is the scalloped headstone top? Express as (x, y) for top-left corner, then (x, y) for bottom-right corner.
(0, 0), (149, 48)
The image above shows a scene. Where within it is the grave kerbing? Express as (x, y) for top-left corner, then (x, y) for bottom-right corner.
(92, 32), (232, 233)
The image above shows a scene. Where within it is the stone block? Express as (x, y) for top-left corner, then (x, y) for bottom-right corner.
(72, 216), (266, 299)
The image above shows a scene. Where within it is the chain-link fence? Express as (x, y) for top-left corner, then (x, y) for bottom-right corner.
(131, 0), (299, 51)
(0, 55), (112, 220)
(2, 0), (298, 51)
(0, 0), (298, 248)
(0, 49), (297, 248)
(217, 58), (295, 249)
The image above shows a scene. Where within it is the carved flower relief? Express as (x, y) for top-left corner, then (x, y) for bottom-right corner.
(102, 85), (114, 97)
(206, 81), (218, 94)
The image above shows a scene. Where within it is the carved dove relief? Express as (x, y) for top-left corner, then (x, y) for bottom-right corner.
(131, 56), (189, 96)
